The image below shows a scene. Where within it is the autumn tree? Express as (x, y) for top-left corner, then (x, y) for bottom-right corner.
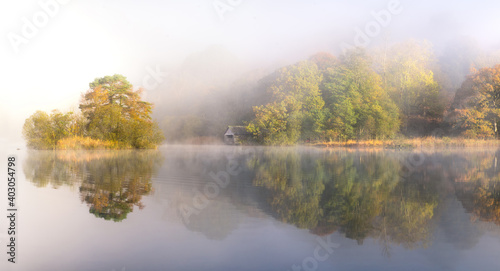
(23, 74), (164, 149)
(374, 40), (444, 132)
(247, 101), (290, 145)
(23, 111), (53, 149)
(453, 65), (500, 138)
(80, 74), (164, 148)
(247, 61), (325, 144)
(322, 48), (399, 140)
(49, 110), (73, 144)
(438, 38), (500, 94)
(81, 75), (152, 120)
(23, 110), (76, 149)
(309, 52), (339, 72)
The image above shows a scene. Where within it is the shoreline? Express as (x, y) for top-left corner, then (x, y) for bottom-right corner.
(23, 137), (500, 151)
(308, 138), (500, 150)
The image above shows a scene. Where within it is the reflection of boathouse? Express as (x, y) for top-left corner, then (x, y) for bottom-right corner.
(223, 126), (251, 145)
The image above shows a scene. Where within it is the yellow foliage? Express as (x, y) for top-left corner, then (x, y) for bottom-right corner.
(56, 136), (132, 150)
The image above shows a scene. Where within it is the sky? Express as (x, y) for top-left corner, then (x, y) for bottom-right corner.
(1, 0), (500, 146)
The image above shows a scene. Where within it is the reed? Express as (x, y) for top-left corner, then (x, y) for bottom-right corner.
(312, 137), (500, 149)
(56, 136), (132, 150)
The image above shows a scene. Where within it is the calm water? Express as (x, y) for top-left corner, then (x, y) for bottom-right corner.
(3, 145), (500, 271)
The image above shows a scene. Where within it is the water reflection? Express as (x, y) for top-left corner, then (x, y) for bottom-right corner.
(453, 151), (500, 226)
(152, 147), (500, 255)
(250, 149), (439, 254)
(24, 150), (163, 221)
(22, 146), (500, 256)
(152, 147), (256, 240)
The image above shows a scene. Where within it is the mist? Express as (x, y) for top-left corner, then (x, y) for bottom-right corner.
(2, 0), (500, 146)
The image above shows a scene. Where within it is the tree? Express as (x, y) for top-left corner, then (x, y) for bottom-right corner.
(81, 74), (153, 123)
(67, 110), (87, 137)
(323, 48), (399, 140)
(87, 103), (125, 141)
(80, 74), (164, 148)
(23, 74), (164, 149)
(23, 110), (74, 149)
(247, 101), (290, 145)
(23, 111), (53, 149)
(374, 40), (444, 131)
(325, 99), (356, 141)
(453, 109), (494, 138)
(438, 37), (500, 94)
(248, 61), (325, 144)
(127, 117), (165, 149)
(49, 110), (73, 145)
(309, 52), (339, 72)
(453, 65), (500, 138)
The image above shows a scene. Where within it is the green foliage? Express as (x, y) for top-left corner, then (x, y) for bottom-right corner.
(23, 110), (78, 149)
(248, 61), (325, 144)
(247, 101), (290, 145)
(374, 40), (445, 130)
(325, 99), (356, 140)
(127, 118), (165, 148)
(24, 47), (500, 146)
(133, 42), (500, 143)
(88, 103), (125, 141)
(81, 74), (163, 148)
(23, 74), (165, 149)
(23, 111), (53, 149)
(246, 48), (400, 145)
(322, 48), (399, 140)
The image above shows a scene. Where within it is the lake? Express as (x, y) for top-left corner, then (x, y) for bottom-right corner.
(3, 145), (500, 271)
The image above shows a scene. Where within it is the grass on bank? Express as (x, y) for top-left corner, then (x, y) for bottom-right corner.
(53, 136), (500, 150)
(56, 136), (132, 150)
(311, 137), (500, 149)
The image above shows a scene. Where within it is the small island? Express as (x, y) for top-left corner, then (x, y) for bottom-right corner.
(22, 75), (165, 149)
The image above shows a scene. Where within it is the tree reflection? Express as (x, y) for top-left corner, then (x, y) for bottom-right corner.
(25, 147), (500, 253)
(250, 149), (438, 252)
(24, 150), (163, 222)
(454, 151), (500, 226)
(251, 150), (325, 229)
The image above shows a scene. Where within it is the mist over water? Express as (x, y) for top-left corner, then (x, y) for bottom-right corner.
(9, 146), (500, 270)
